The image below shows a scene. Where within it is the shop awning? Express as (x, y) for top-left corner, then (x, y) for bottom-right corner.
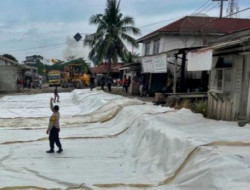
(187, 36), (250, 71)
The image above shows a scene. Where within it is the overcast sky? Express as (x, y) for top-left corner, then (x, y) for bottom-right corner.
(0, 0), (249, 63)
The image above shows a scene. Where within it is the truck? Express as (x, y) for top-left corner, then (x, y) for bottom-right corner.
(48, 70), (61, 87)
(61, 64), (89, 88)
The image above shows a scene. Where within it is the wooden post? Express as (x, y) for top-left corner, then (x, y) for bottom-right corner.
(212, 0), (228, 18)
(173, 54), (177, 93)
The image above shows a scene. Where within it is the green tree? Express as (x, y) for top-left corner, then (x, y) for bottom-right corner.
(33, 60), (44, 75)
(121, 51), (140, 63)
(84, 0), (141, 74)
(2, 54), (18, 62)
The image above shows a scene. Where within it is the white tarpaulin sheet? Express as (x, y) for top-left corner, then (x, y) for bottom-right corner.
(0, 89), (250, 189)
(187, 48), (213, 71)
(142, 54), (167, 73)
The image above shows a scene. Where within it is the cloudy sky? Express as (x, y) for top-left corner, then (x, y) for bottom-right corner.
(0, 0), (249, 63)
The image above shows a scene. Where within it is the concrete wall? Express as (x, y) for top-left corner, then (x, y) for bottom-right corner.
(0, 66), (22, 91)
(162, 35), (203, 53)
(141, 35), (203, 56)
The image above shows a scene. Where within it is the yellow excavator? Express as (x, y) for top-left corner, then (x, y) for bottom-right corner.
(61, 64), (90, 88)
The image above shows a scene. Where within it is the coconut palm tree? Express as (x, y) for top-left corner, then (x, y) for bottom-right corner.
(84, 0), (141, 74)
(121, 51), (140, 63)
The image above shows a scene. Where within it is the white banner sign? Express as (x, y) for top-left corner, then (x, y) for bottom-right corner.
(142, 54), (167, 73)
(187, 49), (213, 71)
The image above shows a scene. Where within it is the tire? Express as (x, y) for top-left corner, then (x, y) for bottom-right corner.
(74, 80), (83, 89)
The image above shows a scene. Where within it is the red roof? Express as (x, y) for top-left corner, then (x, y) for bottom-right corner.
(90, 62), (122, 74)
(138, 16), (250, 42)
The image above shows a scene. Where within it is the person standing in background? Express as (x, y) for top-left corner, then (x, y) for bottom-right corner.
(39, 78), (43, 89)
(90, 74), (95, 91)
(122, 75), (128, 94)
(127, 76), (131, 91)
(20, 79), (24, 91)
(101, 76), (105, 91)
(54, 86), (59, 102)
(16, 78), (20, 92)
(107, 76), (112, 92)
(139, 74), (144, 97)
(26, 79), (30, 89)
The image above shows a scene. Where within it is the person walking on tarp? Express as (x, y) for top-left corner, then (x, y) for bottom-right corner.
(46, 97), (63, 153)
(54, 86), (59, 102)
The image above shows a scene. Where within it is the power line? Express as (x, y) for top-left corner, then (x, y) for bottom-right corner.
(2, 42), (66, 53)
(138, 1), (221, 30)
(192, 0), (211, 14)
(204, 3), (221, 13)
(197, 2), (214, 14)
(138, 17), (181, 29)
(139, 7), (250, 48)
(225, 6), (250, 18)
(12, 45), (64, 55)
(3, 6), (250, 55)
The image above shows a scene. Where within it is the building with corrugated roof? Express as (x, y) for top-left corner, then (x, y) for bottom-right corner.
(0, 55), (37, 92)
(137, 16), (250, 94)
(187, 28), (250, 123)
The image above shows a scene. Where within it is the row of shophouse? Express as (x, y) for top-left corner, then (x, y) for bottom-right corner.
(91, 16), (250, 123)
(136, 16), (250, 122)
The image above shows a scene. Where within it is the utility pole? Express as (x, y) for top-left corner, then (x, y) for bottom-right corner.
(212, 0), (228, 18)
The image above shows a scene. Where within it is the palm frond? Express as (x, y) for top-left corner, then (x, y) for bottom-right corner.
(121, 26), (141, 35)
(86, 0), (140, 68)
(120, 33), (139, 48)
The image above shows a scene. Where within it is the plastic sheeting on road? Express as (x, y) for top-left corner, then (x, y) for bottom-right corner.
(0, 89), (250, 190)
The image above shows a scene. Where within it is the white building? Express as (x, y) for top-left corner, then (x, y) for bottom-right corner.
(137, 16), (250, 94)
(0, 55), (37, 91)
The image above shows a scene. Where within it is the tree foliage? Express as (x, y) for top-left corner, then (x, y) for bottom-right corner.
(120, 51), (140, 63)
(84, 0), (141, 73)
(33, 60), (44, 75)
(2, 54), (18, 62)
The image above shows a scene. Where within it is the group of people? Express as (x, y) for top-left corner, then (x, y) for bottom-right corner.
(16, 78), (44, 92)
(88, 73), (140, 95)
(99, 75), (131, 94)
(16, 78), (31, 91)
(100, 75), (113, 92)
